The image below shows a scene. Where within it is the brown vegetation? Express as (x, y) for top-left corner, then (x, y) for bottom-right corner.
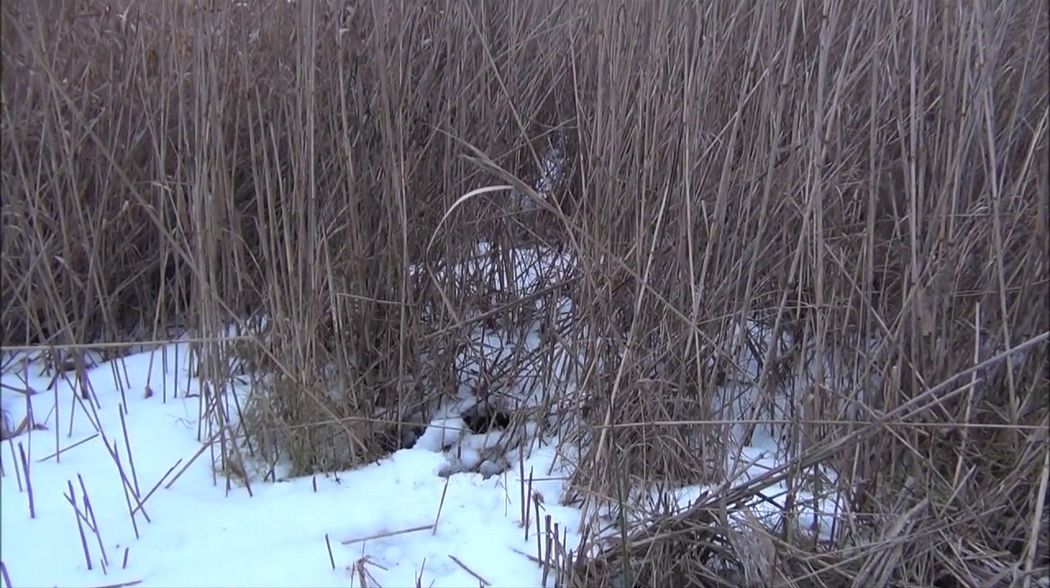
(2, 0), (1047, 586)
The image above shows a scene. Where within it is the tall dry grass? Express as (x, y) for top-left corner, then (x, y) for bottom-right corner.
(2, 0), (1047, 586)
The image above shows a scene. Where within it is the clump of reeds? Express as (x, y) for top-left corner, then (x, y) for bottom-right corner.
(2, 0), (1046, 585)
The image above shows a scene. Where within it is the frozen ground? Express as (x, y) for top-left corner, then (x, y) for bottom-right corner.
(0, 346), (585, 588)
(0, 335), (844, 588)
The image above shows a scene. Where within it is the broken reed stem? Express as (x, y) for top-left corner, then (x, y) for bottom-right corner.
(542, 514), (553, 586)
(8, 440), (23, 492)
(341, 524), (434, 545)
(524, 466), (534, 541)
(23, 372), (34, 443)
(415, 559), (427, 588)
(67, 480), (93, 570)
(165, 429), (224, 490)
(433, 476), (451, 535)
(78, 474), (110, 569)
(559, 525), (568, 582)
(38, 433), (100, 463)
(325, 533), (336, 571)
(113, 357), (131, 410)
(143, 351), (159, 404)
(534, 494), (543, 572)
(170, 345), (177, 403)
(118, 407), (141, 496)
(17, 442), (34, 518)
(131, 458), (181, 517)
(67, 386), (78, 437)
(576, 524), (590, 579)
(355, 560), (368, 588)
(0, 561), (10, 588)
(447, 554), (490, 587)
(519, 449), (527, 527)
(109, 445), (141, 539)
(84, 580), (143, 588)
(122, 547), (129, 570)
(54, 378), (60, 464)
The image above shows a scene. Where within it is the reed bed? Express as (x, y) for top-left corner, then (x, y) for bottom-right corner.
(2, 1), (1046, 585)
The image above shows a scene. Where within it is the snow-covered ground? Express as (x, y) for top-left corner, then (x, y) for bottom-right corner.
(1, 329), (846, 588)
(0, 346), (586, 588)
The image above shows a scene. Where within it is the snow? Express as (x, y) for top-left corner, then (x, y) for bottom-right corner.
(1, 326), (850, 588)
(1, 347), (585, 588)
